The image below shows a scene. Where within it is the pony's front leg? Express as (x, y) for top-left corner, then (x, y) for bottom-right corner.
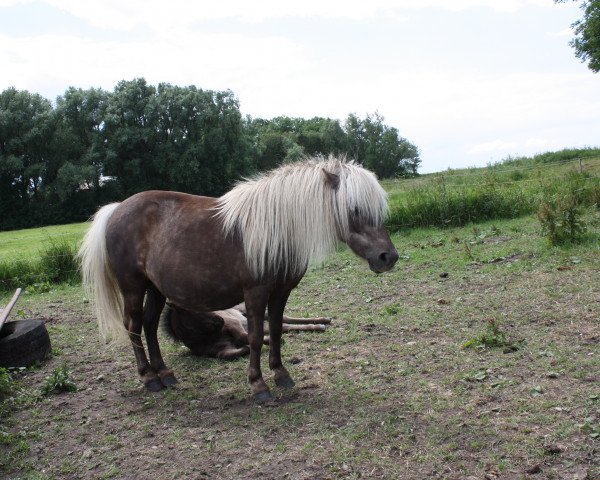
(244, 288), (272, 403)
(268, 290), (295, 389)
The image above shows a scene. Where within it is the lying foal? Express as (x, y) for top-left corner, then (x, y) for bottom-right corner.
(161, 304), (330, 359)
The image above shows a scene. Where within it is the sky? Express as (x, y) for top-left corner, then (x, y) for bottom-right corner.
(0, 0), (598, 173)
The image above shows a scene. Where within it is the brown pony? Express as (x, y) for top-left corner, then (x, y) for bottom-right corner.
(161, 303), (330, 359)
(79, 156), (398, 402)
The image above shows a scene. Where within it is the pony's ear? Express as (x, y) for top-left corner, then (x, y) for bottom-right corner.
(322, 169), (340, 190)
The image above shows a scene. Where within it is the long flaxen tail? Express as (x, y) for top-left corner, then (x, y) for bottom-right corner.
(78, 203), (128, 343)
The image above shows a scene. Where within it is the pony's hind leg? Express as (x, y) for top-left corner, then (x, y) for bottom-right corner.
(123, 289), (163, 392)
(143, 287), (177, 388)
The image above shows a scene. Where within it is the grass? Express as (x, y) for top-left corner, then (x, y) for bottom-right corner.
(0, 148), (598, 476)
(0, 222), (86, 263)
(1, 149), (599, 292)
(383, 153), (600, 230)
(0, 211), (598, 478)
(0, 226), (83, 292)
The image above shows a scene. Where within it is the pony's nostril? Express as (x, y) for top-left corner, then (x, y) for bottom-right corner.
(379, 250), (399, 266)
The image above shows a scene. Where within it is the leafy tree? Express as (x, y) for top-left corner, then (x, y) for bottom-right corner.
(344, 112), (420, 178)
(556, 0), (600, 72)
(0, 88), (55, 228)
(52, 87), (109, 203)
(153, 83), (253, 195)
(101, 78), (160, 196)
(0, 79), (420, 230)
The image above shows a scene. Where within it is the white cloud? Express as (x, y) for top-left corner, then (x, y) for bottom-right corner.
(468, 139), (517, 154)
(547, 27), (574, 37)
(0, 31), (311, 100)
(1, 0), (560, 32)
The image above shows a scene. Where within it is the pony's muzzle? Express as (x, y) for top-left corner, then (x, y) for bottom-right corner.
(368, 248), (399, 273)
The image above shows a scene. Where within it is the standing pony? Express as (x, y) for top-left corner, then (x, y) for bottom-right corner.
(79, 156), (398, 402)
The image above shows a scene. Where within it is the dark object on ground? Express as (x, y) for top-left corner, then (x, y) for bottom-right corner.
(0, 319), (51, 367)
(162, 303), (330, 360)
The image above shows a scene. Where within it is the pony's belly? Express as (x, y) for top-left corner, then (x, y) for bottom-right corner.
(159, 281), (246, 313)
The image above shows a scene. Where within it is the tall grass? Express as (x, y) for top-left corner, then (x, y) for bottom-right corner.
(386, 157), (600, 231)
(0, 239), (79, 292)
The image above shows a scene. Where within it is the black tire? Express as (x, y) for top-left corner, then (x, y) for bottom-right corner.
(0, 319), (51, 368)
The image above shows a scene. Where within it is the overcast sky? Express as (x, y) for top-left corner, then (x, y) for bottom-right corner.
(1, 0), (598, 173)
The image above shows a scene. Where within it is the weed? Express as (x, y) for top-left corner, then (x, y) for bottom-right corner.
(383, 304), (400, 315)
(463, 240), (474, 261)
(463, 318), (521, 351)
(24, 282), (53, 295)
(40, 365), (77, 395)
(538, 194), (587, 246)
(0, 259), (39, 292)
(0, 368), (12, 400)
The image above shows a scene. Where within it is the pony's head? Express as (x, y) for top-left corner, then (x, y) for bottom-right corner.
(217, 156), (398, 278)
(322, 160), (399, 273)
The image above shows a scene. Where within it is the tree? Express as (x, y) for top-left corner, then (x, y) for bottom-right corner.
(101, 78), (160, 196)
(344, 113), (420, 178)
(556, 0), (600, 72)
(52, 87), (109, 203)
(0, 88), (55, 228)
(153, 84), (253, 196)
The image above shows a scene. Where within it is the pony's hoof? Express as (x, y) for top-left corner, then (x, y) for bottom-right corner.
(144, 378), (164, 392)
(275, 376), (295, 389)
(254, 390), (275, 404)
(160, 374), (178, 388)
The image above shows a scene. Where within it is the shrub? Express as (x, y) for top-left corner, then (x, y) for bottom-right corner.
(38, 239), (79, 284)
(538, 194), (587, 246)
(0, 259), (39, 292)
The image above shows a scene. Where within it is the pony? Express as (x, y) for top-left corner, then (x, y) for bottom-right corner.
(161, 302), (330, 359)
(78, 156), (398, 402)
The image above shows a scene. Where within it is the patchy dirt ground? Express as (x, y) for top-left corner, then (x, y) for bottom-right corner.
(1, 219), (599, 479)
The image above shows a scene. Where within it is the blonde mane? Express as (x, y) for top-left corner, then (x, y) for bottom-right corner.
(215, 156), (389, 279)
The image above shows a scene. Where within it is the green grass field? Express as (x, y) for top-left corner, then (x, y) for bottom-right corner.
(0, 223), (86, 263)
(1, 211), (598, 479)
(1, 150), (599, 478)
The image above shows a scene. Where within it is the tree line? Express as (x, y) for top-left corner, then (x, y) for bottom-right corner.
(0, 78), (420, 231)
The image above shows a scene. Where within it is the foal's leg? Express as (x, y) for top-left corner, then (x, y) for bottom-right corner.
(143, 287), (177, 388)
(281, 323), (328, 332)
(214, 345), (250, 360)
(281, 315), (331, 325)
(243, 288), (272, 403)
(268, 290), (295, 389)
(123, 289), (162, 392)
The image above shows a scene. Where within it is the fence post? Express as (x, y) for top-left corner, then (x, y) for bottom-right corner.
(579, 158), (583, 173)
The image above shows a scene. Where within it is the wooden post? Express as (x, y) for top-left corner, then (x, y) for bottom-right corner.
(579, 158), (583, 173)
(0, 288), (22, 332)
